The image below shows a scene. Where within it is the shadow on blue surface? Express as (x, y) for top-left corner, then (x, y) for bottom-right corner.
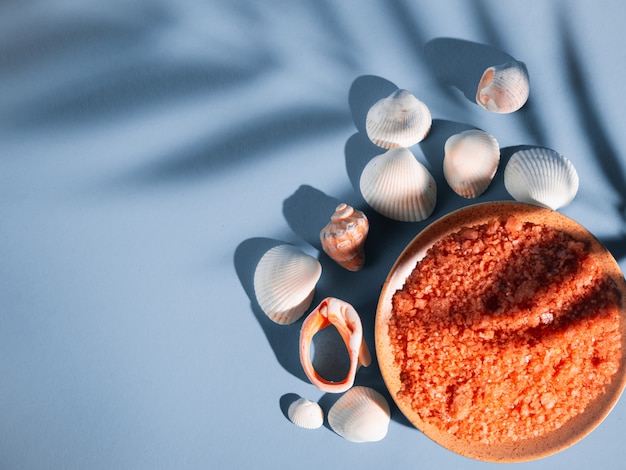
(558, 11), (626, 263)
(423, 37), (514, 105)
(234, 237), (309, 382)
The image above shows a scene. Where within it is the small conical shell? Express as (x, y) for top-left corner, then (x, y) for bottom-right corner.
(359, 147), (437, 222)
(504, 148), (579, 210)
(365, 89), (432, 149)
(476, 61), (530, 113)
(253, 244), (322, 325)
(443, 129), (500, 198)
(288, 397), (324, 429)
(328, 386), (390, 443)
(320, 203), (369, 271)
(300, 297), (371, 393)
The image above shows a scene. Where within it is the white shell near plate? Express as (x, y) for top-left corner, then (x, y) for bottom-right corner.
(288, 397), (324, 429)
(443, 129), (500, 198)
(476, 61), (530, 113)
(504, 148), (579, 210)
(365, 89), (432, 149)
(253, 244), (322, 325)
(359, 147), (437, 222)
(328, 386), (391, 443)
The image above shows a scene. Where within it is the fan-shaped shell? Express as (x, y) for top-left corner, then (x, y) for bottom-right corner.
(300, 297), (371, 393)
(476, 61), (530, 113)
(328, 386), (391, 443)
(443, 129), (500, 198)
(359, 147), (437, 222)
(288, 397), (324, 429)
(320, 203), (369, 271)
(253, 244), (322, 325)
(504, 148), (579, 210)
(365, 89), (432, 149)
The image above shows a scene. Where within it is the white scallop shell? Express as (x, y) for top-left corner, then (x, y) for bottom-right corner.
(288, 397), (324, 429)
(504, 148), (579, 210)
(359, 147), (437, 222)
(476, 61), (530, 113)
(365, 89), (432, 149)
(328, 386), (390, 443)
(443, 129), (500, 198)
(253, 244), (322, 325)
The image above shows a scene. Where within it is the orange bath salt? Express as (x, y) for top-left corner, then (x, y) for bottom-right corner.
(389, 216), (622, 444)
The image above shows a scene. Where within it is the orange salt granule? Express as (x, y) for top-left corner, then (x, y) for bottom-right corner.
(390, 217), (622, 444)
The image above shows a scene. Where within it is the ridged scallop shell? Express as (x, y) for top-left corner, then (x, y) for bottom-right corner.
(504, 148), (579, 210)
(288, 397), (324, 429)
(320, 203), (369, 271)
(359, 147), (437, 222)
(476, 61), (530, 113)
(365, 89), (432, 149)
(253, 244), (322, 325)
(300, 297), (371, 393)
(328, 386), (390, 443)
(443, 129), (500, 198)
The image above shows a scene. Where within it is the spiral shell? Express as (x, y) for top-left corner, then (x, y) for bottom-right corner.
(328, 386), (391, 443)
(320, 203), (369, 271)
(359, 147), (437, 222)
(365, 89), (432, 149)
(253, 244), (322, 325)
(504, 147), (579, 210)
(300, 297), (371, 393)
(443, 129), (500, 198)
(288, 397), (324, 429)
(476, 61), (530, 113)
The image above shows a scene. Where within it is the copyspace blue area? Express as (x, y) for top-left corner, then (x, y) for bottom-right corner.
(1, 1), (625, 469)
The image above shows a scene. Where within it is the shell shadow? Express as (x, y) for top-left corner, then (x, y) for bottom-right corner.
(282, 185), (342, 253)
(348, 75), (399, 133)
(344, 132), (381, 198)
(233, 237), (308, 382)
(279, 393), (302, 422)
(423, 37), (516, 106)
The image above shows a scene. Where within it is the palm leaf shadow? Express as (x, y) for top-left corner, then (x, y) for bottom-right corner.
(558, 10), (626, 262)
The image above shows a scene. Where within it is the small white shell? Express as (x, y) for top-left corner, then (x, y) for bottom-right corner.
(328, 386), (391, 443)
(504, 148), (579, 210)
(476, 61), (530, 113)
(365, 89), (432, 149)
(253, 244), (322, 325)
(359, 147), (437, 222)
(288, 397), (324, 429)
(443, 129), (500, 198)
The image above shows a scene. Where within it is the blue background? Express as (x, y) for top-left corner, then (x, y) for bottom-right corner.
(1, 1), (625, 468)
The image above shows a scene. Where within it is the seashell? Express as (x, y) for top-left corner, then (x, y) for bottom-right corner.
(443, 129), (500, 198)
(359, 147), (437, 222)
(253, 244), (322, 325)
(365, 89), (432, 149)
(300, 297), (371, 393)
(328, 386), (391, 443)
(288, 397), (324, 429)
(476, 61), (530, 113)
(320, 203), (369, 271)
(504, 147), (579, 210)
